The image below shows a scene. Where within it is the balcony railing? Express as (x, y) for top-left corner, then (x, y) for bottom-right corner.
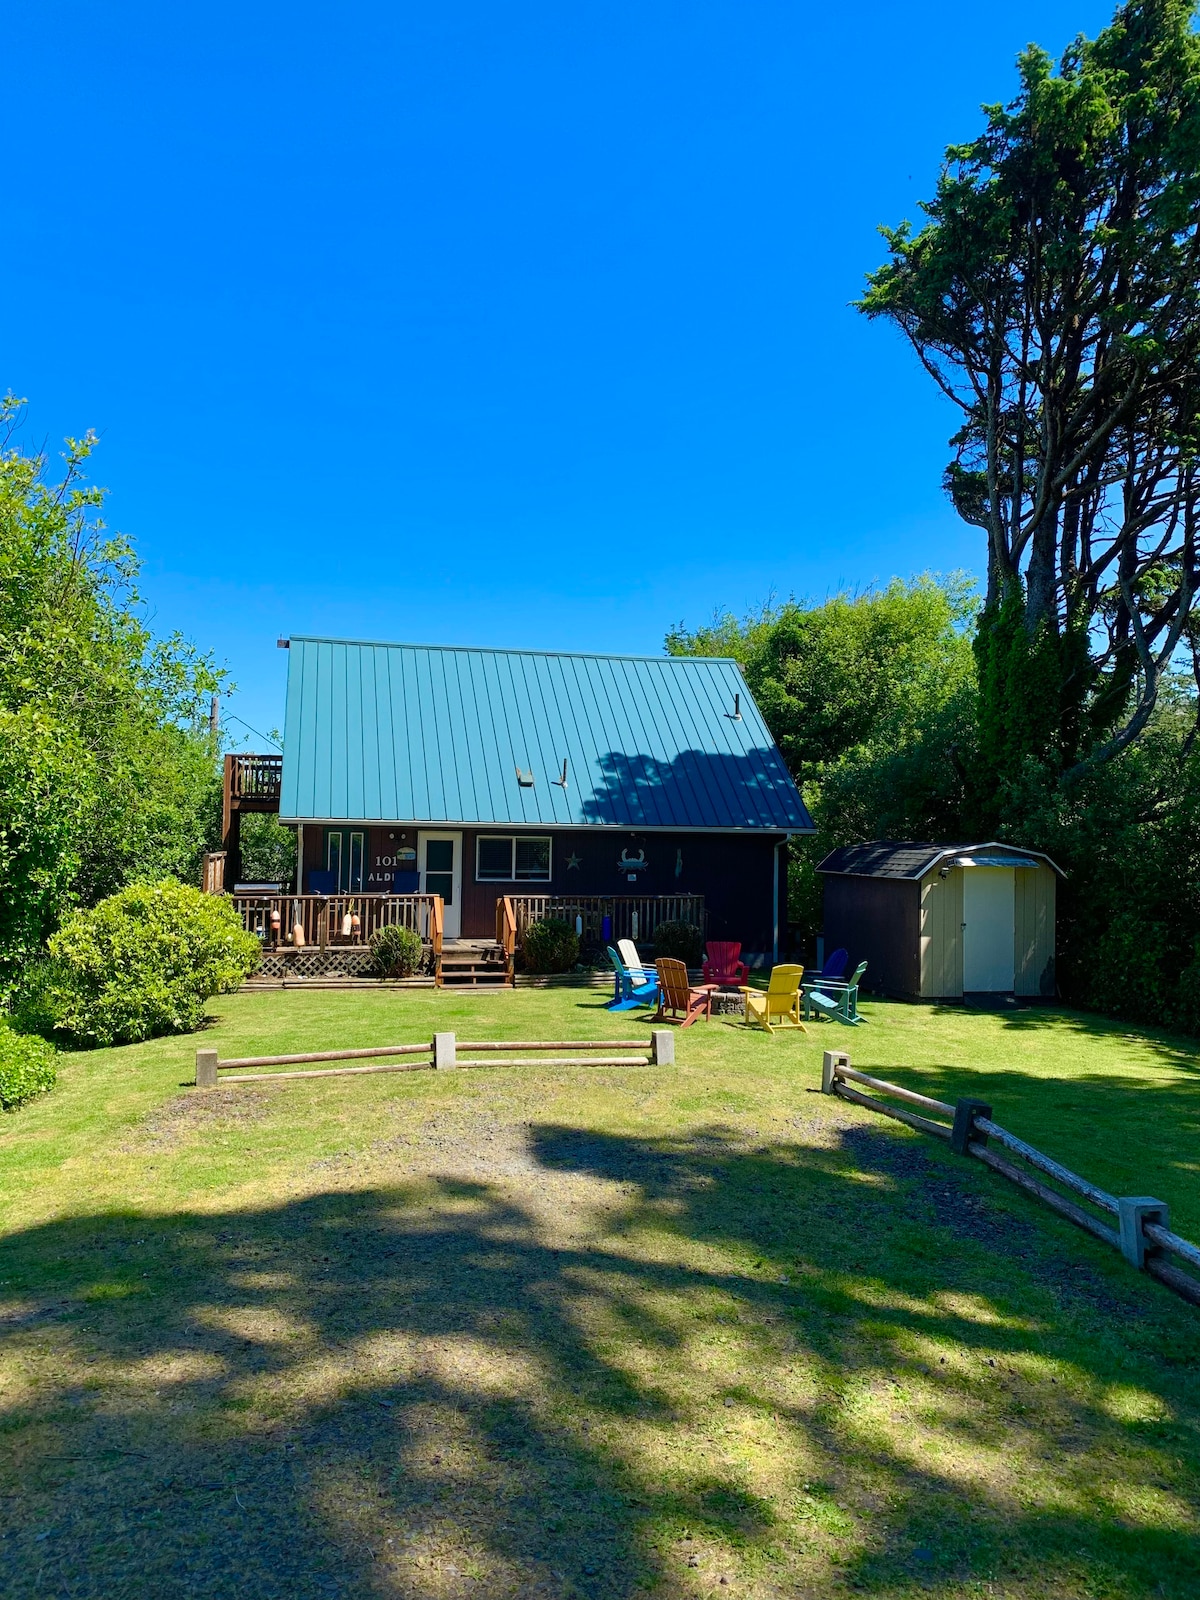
(506, 894), (705, 949)
(233, 892), (443, 955)
(228, 753), (283, 804)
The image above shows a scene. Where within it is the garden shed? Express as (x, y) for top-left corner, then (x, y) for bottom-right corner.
(816, 840), (1063, 1002)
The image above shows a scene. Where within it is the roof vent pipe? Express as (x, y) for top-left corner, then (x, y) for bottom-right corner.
(725, 692), (742, 722)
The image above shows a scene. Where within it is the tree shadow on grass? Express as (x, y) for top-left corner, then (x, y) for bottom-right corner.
(2, 1114), (1199, 1598)
(851, 1058), (1200, 1235)
(924, 1000), (1200, 1074)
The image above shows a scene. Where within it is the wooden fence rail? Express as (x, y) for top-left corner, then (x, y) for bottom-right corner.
(821, 1050), (1200, 1310)
(197, 1031), (674, 1086)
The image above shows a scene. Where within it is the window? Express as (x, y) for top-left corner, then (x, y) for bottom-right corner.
(515, 837), (551, 879)
(424, 838), (455, 905)
(477, 837), (513, 880)
(325, 829), (365, 891)
(476, 835), (552, 882)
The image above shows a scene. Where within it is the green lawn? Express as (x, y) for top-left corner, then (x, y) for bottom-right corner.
(2, 989), (1198, 1598)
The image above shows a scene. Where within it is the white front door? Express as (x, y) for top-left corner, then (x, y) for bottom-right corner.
(962, 868), (1015, 991)
(418, 832), (462, 939)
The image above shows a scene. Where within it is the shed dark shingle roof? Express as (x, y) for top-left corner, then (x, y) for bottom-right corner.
(817, 840), (1064, 879)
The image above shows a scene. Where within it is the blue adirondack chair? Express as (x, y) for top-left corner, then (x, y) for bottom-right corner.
(801, 947), (849, 996)
(803, 960), (868, 1025)
(607, 945), (659, 1011)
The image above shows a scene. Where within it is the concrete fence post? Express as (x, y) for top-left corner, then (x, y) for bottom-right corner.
(951, 1099), (993, 1157)
(433, 1032), (457, 1070)
(650, 1030), (674, 1066)
(821, 1050), (849, 1094)
(1118, 1197), (1170, 1269)
(196, 1049), (218, 1089)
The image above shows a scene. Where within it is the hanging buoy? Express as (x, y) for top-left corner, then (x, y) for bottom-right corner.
(341, 913), (353, 938)
(292, 921), (306, 948)
(351, 910), (361, 936)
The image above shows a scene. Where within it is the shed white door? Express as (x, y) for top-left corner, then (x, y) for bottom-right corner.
(962, 868), (1015, 991)
(419, 832), (462, 939)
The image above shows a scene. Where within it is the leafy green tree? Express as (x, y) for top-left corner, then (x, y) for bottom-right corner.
(860, 0), (1200, 804)
(668, 577), (978, 939)
(238, 814), (297, 883)
(0, 396), (225, 983)
(1003, 678), (1200, 1030)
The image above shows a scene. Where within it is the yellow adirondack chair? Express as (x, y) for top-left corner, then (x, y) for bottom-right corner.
(741, 964), (806, 1032)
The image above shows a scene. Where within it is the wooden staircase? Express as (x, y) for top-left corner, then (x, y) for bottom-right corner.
(438, 940), (513, 988)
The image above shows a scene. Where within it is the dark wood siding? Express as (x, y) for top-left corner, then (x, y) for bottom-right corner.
(302, 825), (421, 888)
(300, 822), (784, 955)
(461, 828), (781, 952)
(823, 876), (921, 999)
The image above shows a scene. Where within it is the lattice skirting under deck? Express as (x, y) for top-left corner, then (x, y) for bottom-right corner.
(255, 948), (379, 979)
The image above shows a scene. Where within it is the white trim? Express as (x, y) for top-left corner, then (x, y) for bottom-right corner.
(281, 817), (813, 836)
(418, 831), (462, 939)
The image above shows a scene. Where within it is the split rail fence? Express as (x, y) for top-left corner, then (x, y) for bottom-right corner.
(196, 1030), (674, 1086)
(821, 1051), (1200, 1309)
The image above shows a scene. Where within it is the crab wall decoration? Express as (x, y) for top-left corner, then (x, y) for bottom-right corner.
(618, 847), (648, 883)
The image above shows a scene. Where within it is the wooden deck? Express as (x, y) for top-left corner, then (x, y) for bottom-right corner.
(232, 890), (705, 989)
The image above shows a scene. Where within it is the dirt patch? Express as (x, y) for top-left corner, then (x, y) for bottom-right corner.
(836, 1120), (1133, 1314)
(123, 1088), (273, 1153)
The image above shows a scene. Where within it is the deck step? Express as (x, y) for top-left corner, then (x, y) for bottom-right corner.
(438, 941), (513, 987)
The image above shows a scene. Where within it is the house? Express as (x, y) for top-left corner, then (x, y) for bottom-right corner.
(816, 840), (1062, 1002)
(221, 637), (813, 980)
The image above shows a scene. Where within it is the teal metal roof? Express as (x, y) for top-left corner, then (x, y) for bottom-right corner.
(279, 637), (813, 832)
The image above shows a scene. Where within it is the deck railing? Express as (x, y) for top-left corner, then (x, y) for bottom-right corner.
(496, 896), (517, 982)
(233, 892), (443, 952)
(228, 753), (283, 804)
(506, 894), (705, 948)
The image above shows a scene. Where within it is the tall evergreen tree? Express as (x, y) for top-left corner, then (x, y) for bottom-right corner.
(860, 1), (1200, 807)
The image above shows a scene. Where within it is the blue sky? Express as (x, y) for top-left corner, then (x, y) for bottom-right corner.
(4, 0), (1114, 747)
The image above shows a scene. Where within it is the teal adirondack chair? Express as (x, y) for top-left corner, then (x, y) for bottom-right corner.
(803, 961), (868, 1025)
(607, 946), (659, 1011)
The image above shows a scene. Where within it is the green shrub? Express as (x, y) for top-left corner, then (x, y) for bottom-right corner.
(369, 923), (424, 978)
(0, 1022), (57, 1110)
(522, 917), (580, 974)
(8, 955), (75, 1039)
(652, 919), (704, 966)
(26, 879), (260, 1048)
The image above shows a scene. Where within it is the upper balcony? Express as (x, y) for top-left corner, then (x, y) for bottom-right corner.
(224, 752), (283, 813)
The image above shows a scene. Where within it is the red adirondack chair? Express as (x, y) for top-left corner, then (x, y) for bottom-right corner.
(654, 958), (713, 1027)
(702, 941), (748, 985)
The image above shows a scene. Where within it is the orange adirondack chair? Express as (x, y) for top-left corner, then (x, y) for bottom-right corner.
(702, 941), (748, 985)
(654, 958), (713, 1027)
